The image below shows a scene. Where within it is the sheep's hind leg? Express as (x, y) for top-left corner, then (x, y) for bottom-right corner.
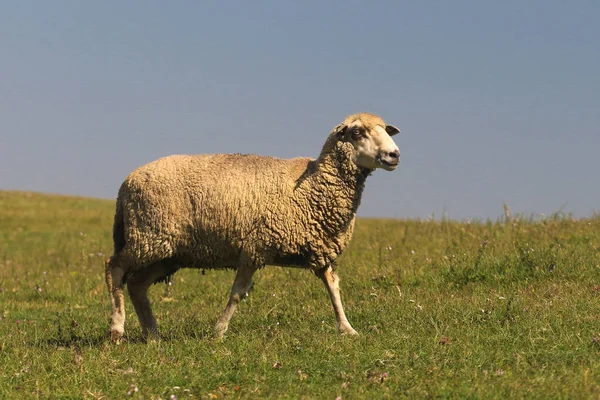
(317, 266), (358, 335)
(214, 265), (257, 339)
(105, 255), (128, 342)
(127, 260), (177, 341)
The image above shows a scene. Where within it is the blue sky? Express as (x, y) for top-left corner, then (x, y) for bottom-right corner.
(1, 1), (598, 219)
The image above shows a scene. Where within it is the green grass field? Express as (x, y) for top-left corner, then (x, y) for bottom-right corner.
(1, 190), (599, 399)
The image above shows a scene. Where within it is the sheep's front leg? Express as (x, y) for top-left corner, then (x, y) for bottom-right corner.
(214, 266), (256, 339)
(317, 266), (358, 335)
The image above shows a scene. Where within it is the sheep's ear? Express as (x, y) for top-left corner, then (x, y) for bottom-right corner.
(333, 124), (347, 137)
(385, 125), (400, 136)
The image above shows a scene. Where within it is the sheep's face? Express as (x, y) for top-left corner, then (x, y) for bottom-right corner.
(336, 113), (401, 171)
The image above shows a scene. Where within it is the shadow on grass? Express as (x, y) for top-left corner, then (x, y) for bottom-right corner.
(30, 324), (213, 348)
(31, 333), (109, 348)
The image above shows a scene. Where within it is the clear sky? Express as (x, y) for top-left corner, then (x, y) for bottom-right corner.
(1, 1), (598, 220)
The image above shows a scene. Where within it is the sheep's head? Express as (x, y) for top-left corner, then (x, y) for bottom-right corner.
(333, 113), (401, 171)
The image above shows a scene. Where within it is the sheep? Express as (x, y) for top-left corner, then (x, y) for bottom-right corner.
(105, 112), (401, 341)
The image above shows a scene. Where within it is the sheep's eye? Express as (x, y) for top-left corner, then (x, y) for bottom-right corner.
(351, 128), (365, 140)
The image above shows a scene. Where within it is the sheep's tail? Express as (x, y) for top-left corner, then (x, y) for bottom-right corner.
(112, 196), (126, 255)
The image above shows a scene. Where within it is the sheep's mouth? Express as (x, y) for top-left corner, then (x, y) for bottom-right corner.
(378, 158), (399, 170)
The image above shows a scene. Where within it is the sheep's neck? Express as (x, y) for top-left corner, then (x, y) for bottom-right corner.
(297, 148), (372, 237)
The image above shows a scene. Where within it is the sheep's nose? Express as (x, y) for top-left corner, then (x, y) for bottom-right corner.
(388, 150), (400, 160)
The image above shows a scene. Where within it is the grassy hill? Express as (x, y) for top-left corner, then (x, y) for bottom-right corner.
(1, 190), (599, 398)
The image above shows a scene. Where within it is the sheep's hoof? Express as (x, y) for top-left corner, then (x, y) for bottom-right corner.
(213, 330), (226, 340)
(143, 330), (160, 343)
(213, 323), (228, 340)
(110, 329), (124, 344)
(339, 327), (359, 336)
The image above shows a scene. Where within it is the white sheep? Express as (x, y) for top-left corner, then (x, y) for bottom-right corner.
(105, 112), (401, 341)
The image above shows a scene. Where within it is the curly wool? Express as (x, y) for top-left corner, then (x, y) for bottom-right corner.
(115, 133), (371, 275)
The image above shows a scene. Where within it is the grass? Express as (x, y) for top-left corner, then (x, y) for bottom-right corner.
(1, 190), (600, 399)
